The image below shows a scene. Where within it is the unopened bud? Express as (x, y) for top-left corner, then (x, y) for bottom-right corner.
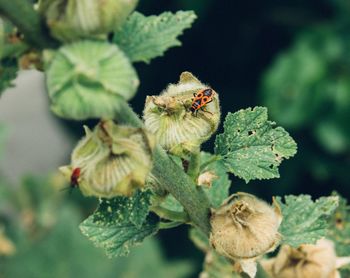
(60, 120), (154, 198)
(143, 72), (220, 158)
(210, 192), (282, 260)
(46, 40), (139, 120)
(39, 0), (138, 42)
(261, 238), (350, 278)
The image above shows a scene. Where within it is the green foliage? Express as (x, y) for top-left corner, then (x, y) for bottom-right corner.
(0, 176), (193, 278)
(328, 192), (350, 257)
(200, 152), (231, 208)
(0, 58), (18, 95)
(80, 191), (159, 257)
(215, 107), (297, 183)
(113, 238), (194, 278)
(276, 195), (339, 247)
(261, 27), (350, 154)
(189, 228), (240, 278)
(113, 11), (197, 63)
(161, 194), (184, 213)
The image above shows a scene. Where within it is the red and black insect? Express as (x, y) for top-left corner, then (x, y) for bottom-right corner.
(190, 88), (214, 115)
(61, 167), (81, 193)
(70, 167), (81, 188)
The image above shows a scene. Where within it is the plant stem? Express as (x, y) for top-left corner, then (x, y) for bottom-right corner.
(159, 221), (183, 229)
(151, 206), (189, 222)
(114, 99), (212, 235)
(187, 150), (201, 181)
(152, 146), (211, 234)
(200, 155), (222, 171)
(0, 0), (58, 49)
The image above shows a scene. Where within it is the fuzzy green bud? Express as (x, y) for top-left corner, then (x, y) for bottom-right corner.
(46, 40), (139, 120)
(60, 120), (154, 198)
(143, 72), (221, 158)
(39, 0), (138, 42)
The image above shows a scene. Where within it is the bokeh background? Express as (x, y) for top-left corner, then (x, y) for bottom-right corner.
(1, 0), (350, 277)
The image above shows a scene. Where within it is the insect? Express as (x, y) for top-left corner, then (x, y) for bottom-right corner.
(70, 167), (81, 188)
(61, 167), (81, 193)
(190, 88), (214, 115)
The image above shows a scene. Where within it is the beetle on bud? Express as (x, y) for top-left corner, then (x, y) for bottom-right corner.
(143, 72), (221, 159)
(60, 120), (155, 198)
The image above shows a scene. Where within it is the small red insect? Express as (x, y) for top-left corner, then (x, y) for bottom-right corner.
(61, 167), (81, 193)
(70, 167), (81, 188)
(190, 88), (214, 115)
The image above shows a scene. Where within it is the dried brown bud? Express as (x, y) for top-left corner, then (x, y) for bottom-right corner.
(197, 171), (218, 188)
(210, 192), (282, 260)
(261, 238), (350, 278)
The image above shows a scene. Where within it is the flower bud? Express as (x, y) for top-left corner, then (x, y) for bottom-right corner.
(60, 120), (154, 198)
(261, 239), (350, 278)
(46, 40), (139, 120)
(39, 0), (138, 42)
(143, 72), (220, 158)
(210, 192), (282, 260)
(197, 171), (218, 188)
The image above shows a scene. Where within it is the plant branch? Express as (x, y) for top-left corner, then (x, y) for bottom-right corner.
(187, 150), (201, 181)
(0, 0), (58, 49)
(151, 206), (189, 222)
(114, 99), (212, 235)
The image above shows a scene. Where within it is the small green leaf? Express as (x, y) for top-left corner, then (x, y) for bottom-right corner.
(113, 11), (197, 63)
(200, 152), (231, 208)
(276, 195), (339, 247)
(161, 194), (184, 213)
(80, 190), (158, 257)
(215, 107), (297, 183)
(0, 58), (18, 96)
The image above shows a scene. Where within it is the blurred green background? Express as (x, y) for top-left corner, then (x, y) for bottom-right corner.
(1, 0), (350, 277)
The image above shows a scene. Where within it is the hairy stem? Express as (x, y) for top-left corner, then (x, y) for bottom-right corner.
(187, 150), (201, 181)
(114, 99), (212, 235)
(0, 0), (58, 48)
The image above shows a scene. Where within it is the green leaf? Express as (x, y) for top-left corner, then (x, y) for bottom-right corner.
(161, 194), (184, 213)
(327, 192), (350, 257)
(0, 58), (18, 96)
(79, 190), (159, 257)
(215, 107), (297, 183)
(113, 11), (197, 63)
(276, 195), (339, 247)
(200, 152), (231, 208)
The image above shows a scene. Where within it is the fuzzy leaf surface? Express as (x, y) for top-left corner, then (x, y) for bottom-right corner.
(80, 190), (158, 257)
(277, 195), (339, 247)
(215, 107), (297, 182)
(113, 11), (196, 63)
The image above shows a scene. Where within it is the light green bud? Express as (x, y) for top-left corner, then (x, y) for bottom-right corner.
(39, 0), (138, 42)
(60, 120), (155, 198)
(143, 72), (221, 158)
(46, 40), (139, 120)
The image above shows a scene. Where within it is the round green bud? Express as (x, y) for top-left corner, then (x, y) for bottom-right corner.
(60, 120), (155, 198)
(143, 72), (221, 158)
(39, 0), (138, 42)
(46, 40), (139, 120)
